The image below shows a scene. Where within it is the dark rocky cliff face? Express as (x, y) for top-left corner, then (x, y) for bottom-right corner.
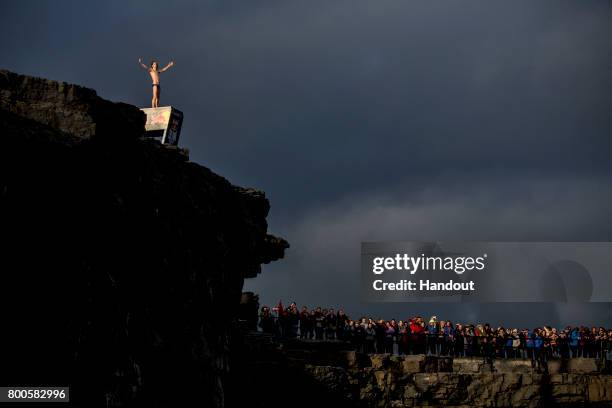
(0, 70), (287, 407)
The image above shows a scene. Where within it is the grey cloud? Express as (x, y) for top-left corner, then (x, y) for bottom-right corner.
(247, 175), (612, 326)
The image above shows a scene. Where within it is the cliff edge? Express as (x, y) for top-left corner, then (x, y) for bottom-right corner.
(0, 70), (288, 407)
(231, 335), (612, 407)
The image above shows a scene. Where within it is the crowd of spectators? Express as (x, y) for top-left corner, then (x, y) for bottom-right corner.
(258, 302), (612, 363)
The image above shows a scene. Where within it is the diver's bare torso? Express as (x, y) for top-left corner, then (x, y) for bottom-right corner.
(148, 69), (160, 85)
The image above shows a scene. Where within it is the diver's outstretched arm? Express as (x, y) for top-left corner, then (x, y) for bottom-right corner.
(138, 58), (149, 70)
(159, 60), (174, 73)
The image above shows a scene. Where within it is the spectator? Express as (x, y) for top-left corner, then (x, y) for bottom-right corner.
(569, 327), (580, 358)
(410, 318), (425, 355)
(454, 324), (464, 357)
(426, 316), (439, 356)
(258, 306), (275, 334)
(384, 321), (396, 354)
(442, 321), (454, 356)
(325, 308), (337, 340)
(299, 306), (312, 339)
(398, 320), (410, 355)
(375, 320), (386, 353)
(314, 307), (325, 340)
(286, 302), (299, 338)
(253, 302), (610, 363)
(364, 322), (376, 353)
(336, 309), (349, 340)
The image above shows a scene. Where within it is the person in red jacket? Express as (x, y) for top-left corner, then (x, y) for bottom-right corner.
(410, 317), (425, 355)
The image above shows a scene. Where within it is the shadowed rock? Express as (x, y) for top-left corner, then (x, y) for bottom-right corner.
(0, 69), (287, 408)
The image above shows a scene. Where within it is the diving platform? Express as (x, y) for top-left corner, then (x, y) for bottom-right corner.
(140, 106), (183, 146)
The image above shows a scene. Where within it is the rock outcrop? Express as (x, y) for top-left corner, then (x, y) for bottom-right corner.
(350, 354), (612, 407)
(231, 334), (612, 407)
(0, 70), (287, 407)
(0, 69), (144, 141)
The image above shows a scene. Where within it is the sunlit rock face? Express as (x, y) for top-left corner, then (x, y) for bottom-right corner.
(230, 335), (612, 408)
(0, 70), (287, 408)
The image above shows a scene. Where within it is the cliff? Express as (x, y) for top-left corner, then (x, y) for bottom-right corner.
(0, 70), (288, 407)
(231, 334), (612, 407)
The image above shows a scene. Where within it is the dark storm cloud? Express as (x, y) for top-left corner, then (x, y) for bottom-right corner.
(2, 0), (611, 325)
(247, 175), (612, 326)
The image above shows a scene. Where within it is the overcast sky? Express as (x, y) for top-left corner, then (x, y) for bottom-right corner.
(2, 0), (611, 327)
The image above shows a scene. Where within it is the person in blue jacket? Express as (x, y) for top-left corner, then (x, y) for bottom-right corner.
(569, 327), (581, 358)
